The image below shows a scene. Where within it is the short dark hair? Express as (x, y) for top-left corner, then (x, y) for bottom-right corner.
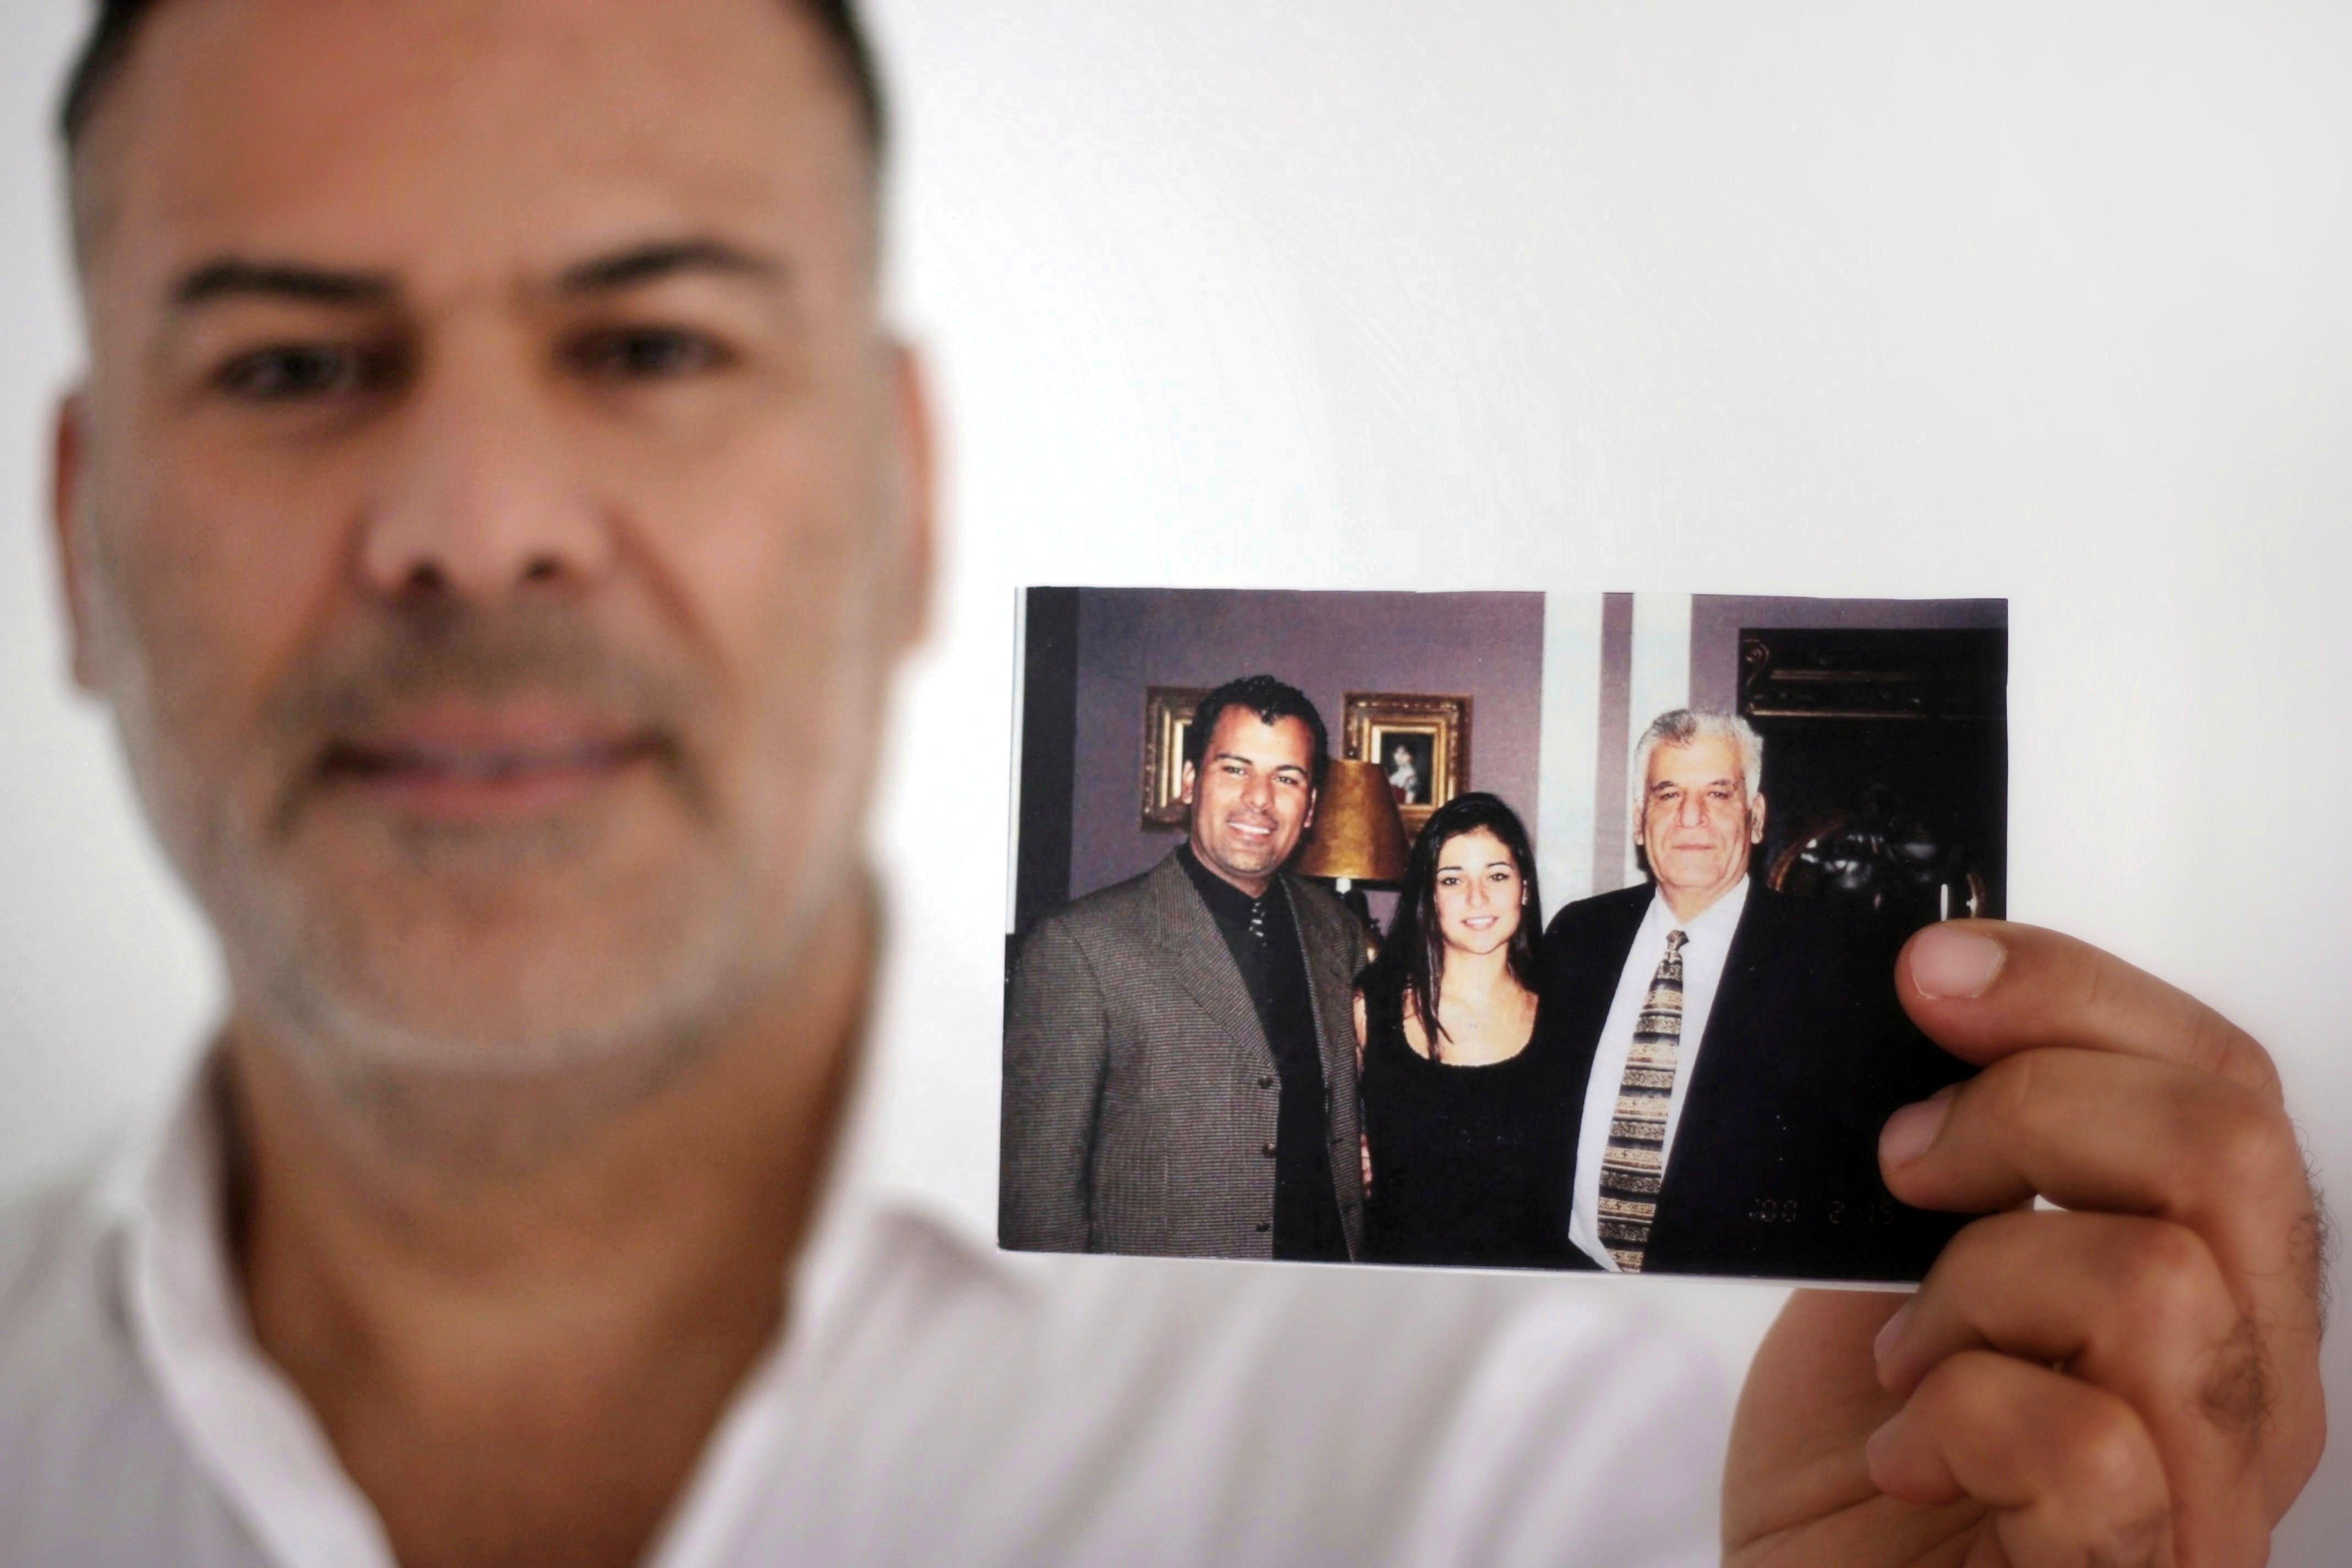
(57, 0), (889, 164)
(1185, 675), (1330, 794)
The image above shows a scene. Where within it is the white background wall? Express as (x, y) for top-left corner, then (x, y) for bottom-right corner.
(4, 2), (2349, 1558)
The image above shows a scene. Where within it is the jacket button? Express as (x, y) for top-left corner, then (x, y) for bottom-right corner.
(1257, 1075), (1275, 1089)
(1261, 1142), (1278, 1158)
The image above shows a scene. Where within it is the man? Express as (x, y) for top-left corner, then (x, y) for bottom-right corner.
(1001, 674), (1366, 1260)
(0, 2), (2323, 1566)
(1549, 709), (1968, 1279)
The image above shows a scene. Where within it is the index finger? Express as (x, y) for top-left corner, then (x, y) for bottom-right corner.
(1897, 921), (2281, 1102)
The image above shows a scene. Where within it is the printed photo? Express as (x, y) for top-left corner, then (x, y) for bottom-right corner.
(1381, 733), (1431, 807)
(1002, 587), (2007, 1286)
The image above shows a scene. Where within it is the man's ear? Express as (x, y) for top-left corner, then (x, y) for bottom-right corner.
(1749, 791), (1767, 845)
(51, 389), (102, 694)
(881, 337), (936, 654)
(1179, 760), (1196, 808)
(1303, 787), (1317, 830)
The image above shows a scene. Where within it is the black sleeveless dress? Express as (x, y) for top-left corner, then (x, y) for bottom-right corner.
(1358, 977), (1578, 1269)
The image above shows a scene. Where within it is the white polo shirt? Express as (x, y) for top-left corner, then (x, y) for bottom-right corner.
(0, 1057), (1729, 1567)
(1570, 878), (1751, 1272)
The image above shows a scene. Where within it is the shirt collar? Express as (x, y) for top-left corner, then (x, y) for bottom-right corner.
(85, 932), (1026, 1568)
(1176, 840), (1276, 928)
(97, 1065), (1014, 1359)
(105, 1052), (399, 1567)
(91, 912), (1014, 1311)
(1646, 873), (1751, 943)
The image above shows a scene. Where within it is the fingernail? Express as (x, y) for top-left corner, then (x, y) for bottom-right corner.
(1909, 926), (2006, 999)
(1880, 1086), (1956, 1167)
(1871, 1298), (1917, 1369)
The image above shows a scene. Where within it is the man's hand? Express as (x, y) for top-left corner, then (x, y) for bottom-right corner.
(1725, 922), (2327, 1566)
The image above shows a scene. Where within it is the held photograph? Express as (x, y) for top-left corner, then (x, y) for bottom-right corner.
(1002, 587), (2008, 1286)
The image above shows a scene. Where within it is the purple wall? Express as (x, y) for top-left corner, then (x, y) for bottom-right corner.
(1066, 589), (1547, 901)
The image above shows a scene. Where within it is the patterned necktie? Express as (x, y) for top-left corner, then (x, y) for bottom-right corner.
(1597, 929), (1687, 1273)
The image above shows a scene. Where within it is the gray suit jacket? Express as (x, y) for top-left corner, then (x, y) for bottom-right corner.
(1000, 851), (1369, 1260)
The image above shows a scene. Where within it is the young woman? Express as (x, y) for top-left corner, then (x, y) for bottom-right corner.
(1355, 793), (1575, 1268)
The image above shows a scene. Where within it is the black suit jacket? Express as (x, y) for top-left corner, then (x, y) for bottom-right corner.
(1543, 883), (1973, 1281)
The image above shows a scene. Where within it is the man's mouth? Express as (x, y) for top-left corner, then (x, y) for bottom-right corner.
(1226, 818), (1277, 843)
(314, 707), (667, 824)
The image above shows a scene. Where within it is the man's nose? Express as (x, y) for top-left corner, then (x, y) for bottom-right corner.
(360, 351), (614, 602)
(1240, 770), (1275, 810)
(1676, 791), (1708, 828)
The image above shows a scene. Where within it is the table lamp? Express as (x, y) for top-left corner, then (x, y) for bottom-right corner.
(1293, 759), (1413, 937)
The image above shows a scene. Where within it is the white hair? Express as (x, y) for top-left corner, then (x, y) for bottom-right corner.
(1632, 708), (1764, 801)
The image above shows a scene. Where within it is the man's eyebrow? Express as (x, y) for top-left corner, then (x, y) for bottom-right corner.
(556, 238), (788, 295)
(170, 259), (396, 311)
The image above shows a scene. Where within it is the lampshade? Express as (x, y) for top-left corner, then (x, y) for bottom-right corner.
(1293, 760), (1413, 883)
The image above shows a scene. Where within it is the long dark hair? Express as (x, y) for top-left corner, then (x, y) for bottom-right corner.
(1361, 792), (1542, 1062)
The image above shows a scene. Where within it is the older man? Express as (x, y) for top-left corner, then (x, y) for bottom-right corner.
(1548, 709), (1970, 1280)
(1001, 674), (1366, 1260)
(0, 3), (2323, 1566)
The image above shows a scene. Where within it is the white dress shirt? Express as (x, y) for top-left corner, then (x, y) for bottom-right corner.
(1570, 877), (1752, 1272)
(0, 1054), (1730, 1567)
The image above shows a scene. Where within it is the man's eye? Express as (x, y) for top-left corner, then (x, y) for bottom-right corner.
(567, 326), (731, 382)
(213, 344), (385, 402)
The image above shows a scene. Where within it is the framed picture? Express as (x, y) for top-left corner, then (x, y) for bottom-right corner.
(1343, 692), (1470, 842)
(1138, 685), (1206, 830)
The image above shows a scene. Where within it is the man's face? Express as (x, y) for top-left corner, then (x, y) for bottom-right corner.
(1638, 736), (1764, 916)
(1180, 710), (1317, 897)
(55, 0), (928, 1080)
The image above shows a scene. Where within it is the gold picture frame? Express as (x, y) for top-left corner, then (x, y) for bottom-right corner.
(1343, 692), (1471, 842)
(1139, 685), (1207, 830)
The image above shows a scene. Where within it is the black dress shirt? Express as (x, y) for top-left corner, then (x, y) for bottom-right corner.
(1178, 844), (1348, 1261)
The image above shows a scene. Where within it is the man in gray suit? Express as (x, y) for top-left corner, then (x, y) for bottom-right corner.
(1001, 675), (1369, 1260)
